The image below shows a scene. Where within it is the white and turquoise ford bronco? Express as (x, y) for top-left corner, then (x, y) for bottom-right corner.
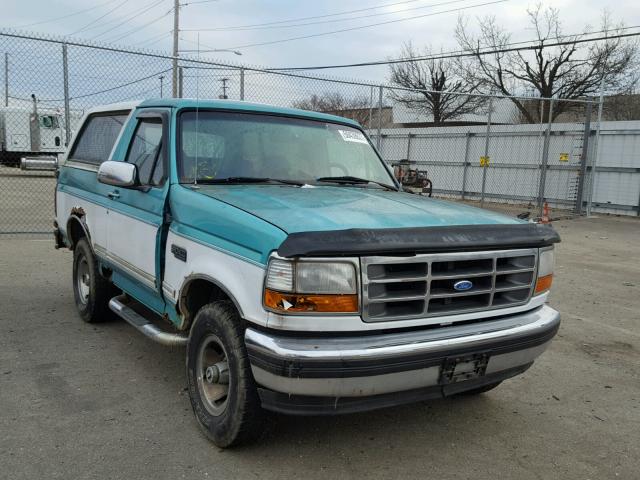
(54, 99), (560, 447)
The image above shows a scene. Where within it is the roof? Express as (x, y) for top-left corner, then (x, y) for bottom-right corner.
(84, 100), (142, 115)
(137, 98), (361, 127)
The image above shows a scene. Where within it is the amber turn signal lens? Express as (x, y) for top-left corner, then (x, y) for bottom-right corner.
(264, 289), (358, 313)
(535, 274), (553, 294)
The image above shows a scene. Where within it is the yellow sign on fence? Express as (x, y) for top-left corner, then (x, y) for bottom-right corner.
(480, 156), (490, 167)
(559, 153), (569, 162)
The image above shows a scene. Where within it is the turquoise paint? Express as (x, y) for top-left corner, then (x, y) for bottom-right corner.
(164, 297), (182, 325)
(138, 98), (361, 128)
(169, 184), (287, 266)
(110, 269), (165, 314)
(57, 163), (164, 228)
(195, 185), (522, 234)
(57, 165), (113, 217)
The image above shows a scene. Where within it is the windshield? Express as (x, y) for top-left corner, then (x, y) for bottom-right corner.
(178, 111), (395, 186)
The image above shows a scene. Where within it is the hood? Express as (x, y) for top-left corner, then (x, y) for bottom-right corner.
(196, 185), (520, 233)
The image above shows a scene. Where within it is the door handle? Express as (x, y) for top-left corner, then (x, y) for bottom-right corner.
(108, 190), (120, 199)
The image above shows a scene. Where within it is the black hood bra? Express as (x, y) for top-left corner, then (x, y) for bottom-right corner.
(277, 223), (561, 258)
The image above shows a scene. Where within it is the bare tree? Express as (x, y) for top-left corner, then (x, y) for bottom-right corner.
(602, 92), (640, 121)
(293, 92), (373, 126)
(455, 4), (638, 123)
(388, 42), (487, 125)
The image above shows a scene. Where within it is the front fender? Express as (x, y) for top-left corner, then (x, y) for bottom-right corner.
(162, 231), (268, 329)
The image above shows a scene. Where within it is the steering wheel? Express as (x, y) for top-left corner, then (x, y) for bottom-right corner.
(328, 163), (348, 176)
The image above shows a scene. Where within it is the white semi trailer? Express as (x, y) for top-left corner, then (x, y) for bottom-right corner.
(0, 95), (67, 166)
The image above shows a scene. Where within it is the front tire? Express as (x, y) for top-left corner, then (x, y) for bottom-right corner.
(72, 237), (115, 323)
(186, 301), (264, 448)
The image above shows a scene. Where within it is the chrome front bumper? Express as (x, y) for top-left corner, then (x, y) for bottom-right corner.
(245, 305), (560, 414)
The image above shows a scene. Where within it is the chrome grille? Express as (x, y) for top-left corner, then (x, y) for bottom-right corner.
(361, 249), (538, 322)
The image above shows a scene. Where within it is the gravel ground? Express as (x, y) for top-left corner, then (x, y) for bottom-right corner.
(1, 215), (639, 479)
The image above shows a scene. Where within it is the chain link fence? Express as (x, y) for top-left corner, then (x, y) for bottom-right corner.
(0, 30), (612, 235)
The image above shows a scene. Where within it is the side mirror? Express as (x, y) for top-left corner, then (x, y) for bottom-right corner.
(97, 161), (138, 187)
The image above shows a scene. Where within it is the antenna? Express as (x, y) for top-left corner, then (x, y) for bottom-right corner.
(193, 32), (200, 187)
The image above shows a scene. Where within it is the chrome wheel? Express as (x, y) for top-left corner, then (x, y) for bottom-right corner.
(76, 255), (91, 304)
(196, 334), (230, 416)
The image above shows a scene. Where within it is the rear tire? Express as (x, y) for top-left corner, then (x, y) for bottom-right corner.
(186, 301), (264, 448)
(72, 237), (115, 323)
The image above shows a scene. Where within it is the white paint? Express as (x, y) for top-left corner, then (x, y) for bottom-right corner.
(162, 231), (268, 327)
(56, 190), (108, 251)
(106, 208), (158, 281)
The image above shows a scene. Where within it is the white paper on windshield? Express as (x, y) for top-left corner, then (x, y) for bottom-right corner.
(337, 129), (368, 144)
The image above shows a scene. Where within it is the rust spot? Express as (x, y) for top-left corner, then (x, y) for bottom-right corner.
(71, 206), (85, 217)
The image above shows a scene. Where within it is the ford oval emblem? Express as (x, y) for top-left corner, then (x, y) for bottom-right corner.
(453, 280), (473, 291)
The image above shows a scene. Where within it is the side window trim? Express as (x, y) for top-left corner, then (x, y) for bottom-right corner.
(67, 109), (132, 166)
(125, 110), (169, 188)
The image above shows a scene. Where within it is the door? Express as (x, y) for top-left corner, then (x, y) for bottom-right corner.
(38, 113), (64, 152)
(105, 109), (169, 310)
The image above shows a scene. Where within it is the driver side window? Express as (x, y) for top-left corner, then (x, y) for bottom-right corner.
(126, 119), (165, 186)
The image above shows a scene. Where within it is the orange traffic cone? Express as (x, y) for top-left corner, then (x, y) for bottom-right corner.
(540, 202), (550, 224)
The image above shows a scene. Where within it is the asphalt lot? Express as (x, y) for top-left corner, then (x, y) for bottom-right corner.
(1, 215), (639, 479)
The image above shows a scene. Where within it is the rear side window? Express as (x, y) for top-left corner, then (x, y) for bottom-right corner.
(69, 112), (129, 165)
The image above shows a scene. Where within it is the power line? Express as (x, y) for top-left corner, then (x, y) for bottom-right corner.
(43, 68), (172, 102)
(183, 0), (428, 31)
(189, 0), (476, 32)
(69, 0), (130, 36)
(91, 0), (167, 40)
(12, 0), (115, 28)
(223, 0), (508, 50)
(133, 31), (173, 47)
(266, 27), (640, 71)
(179, 35), (241, 55)
(104, 9), (173, 43)
(180, 0), (219, 5)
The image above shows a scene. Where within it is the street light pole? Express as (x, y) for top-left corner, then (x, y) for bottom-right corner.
(171, 0), (179, 98)
(219, 78), (229, 99)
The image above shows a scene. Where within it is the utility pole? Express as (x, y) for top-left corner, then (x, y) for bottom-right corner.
(219, 78), (229, 99)
(4, 53), (8, 107)
(62, 44), (71, 146)
(159, 75), (164, 98)
(171, 0), (179, 98)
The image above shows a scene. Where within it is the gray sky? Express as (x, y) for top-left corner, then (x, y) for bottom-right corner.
(4, 0), (640, 82)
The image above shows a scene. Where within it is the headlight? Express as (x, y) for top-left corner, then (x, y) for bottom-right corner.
(264, 258), (358, 313)
(296, 262), (357, 294)
(534, 248), (554, 295)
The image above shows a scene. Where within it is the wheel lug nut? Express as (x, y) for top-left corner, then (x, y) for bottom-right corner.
(204, 361), (229, 385)
(205, 366), (218, 384)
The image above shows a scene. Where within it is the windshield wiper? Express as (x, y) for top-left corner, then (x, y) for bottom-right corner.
(196, 176), (304, 186)
(316, 175), (399, 191)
